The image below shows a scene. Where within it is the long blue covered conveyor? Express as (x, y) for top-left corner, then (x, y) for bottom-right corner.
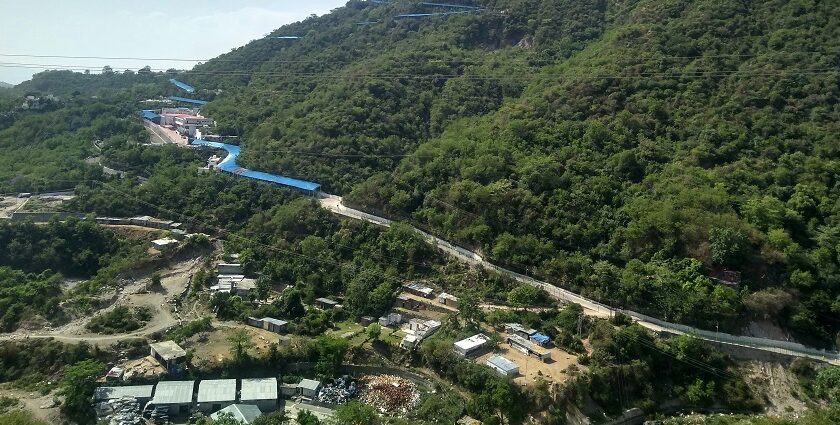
(168, 96), (209, 106)
(169, 79), (196, 93)
(192, 140), (321, 192)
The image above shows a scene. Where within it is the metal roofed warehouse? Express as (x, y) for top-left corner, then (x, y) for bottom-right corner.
(240, 378), (278, 411)
(197, 379), (237, 412)
(485, 355), (519, 377)
(152, 380), (195, 406)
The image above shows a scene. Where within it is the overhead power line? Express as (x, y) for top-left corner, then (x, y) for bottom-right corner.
(0, 50), (834, 66)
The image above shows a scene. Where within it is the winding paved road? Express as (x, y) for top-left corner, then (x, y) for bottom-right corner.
(319, 195), (840, 365)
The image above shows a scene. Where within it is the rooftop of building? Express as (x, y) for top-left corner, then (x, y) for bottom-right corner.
(298, 378), (321, 391)
(454, 334), (489, 350)
(197, 379), (237, 403)
(240, 378), (278, 401)
(152, 381), (195, 405)
(150, 341), (187, 360)
(486, 355), (519, 372)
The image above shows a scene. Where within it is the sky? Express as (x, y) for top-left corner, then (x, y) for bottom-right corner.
(0, 0), (347, 84)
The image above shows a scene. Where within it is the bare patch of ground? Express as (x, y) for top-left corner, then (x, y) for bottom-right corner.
(477, 343), (581, 386)
(0, 196), (26, 218)
(0, 387), (61, 424)
(743, 360), (808, 415)
(187, 323), (282, 366)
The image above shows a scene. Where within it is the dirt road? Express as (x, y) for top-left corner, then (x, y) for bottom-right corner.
(0, 257), (203, 345)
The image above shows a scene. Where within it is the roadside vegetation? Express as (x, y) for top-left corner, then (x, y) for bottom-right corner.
(85, 306), (152, 334)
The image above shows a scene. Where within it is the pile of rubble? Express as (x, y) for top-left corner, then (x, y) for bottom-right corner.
(358, 375), (420, 415)
(94, 397), (143, 425)
(317, 375), (358, 405)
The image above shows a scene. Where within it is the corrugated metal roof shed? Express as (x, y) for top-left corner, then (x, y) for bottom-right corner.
(486, 355), (518, 374)
(152, 381), (195, 405)
(298, 379), (321, 392)
(94, 385), (154, 401)
(211, 404), (262, 424)
(240, 378), (278, 401)
(262, 318), (288, 327)
(197, 379), (237, 403)
(142, 110), (159, 120)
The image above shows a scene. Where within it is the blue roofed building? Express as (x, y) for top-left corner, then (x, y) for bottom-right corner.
(169, 79), (196, 93)
(168, 96), (208, 106)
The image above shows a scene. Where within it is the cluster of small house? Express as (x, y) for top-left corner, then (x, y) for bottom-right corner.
(401, 282), (460, 309)
(95, 376), (326, 423)
(449, 324), (554, 378)
(211, 263), (257, 297)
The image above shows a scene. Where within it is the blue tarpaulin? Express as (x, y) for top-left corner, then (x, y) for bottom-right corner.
(169, 79), (195, 93)
(191, 140), (321, 192)
(168, 96), (208, 106)
(530, 333), (550, 346)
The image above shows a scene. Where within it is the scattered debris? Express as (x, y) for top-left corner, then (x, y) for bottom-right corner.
(317, 375), (358, 405)
(358, 375), (419, 415)
(95, 396), (143, 425)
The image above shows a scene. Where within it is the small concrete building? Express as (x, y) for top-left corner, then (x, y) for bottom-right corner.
(240, 378), (278, 411)
(279, 383), (298, 398)
(437, 292), (459, 308)
(151, 238), (179, 252)
(261, 317), (288, 334)
(394, 295), (423, 310)
(150, 341), (187, 374)
(400, 334), (419, 350)
(210, 404), (262, 424)
(298, 379), (321, 399)
(507, 335), (551, 362)
(151, 381), (195, 415)
(504, 323), (538, 339)
(94, 385), (154, 405)
(360, 316), (375, 326)
(314, 297), (338, 310)
(486, 355), (519, 377)
(197, 379), (237, 413)
(454, 334), (490, 357)
(378, 312), (402, 327)
(407, 319), (441, 339)
(403, 283), (434, 298)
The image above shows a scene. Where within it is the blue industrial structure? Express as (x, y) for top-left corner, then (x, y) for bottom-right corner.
(141, 110), (160, 123)
(419, 2), (482, 9)
(395, 11), (473, 18)
(169, 79), (196, 93)
(191, 140), (321, 193)
(168, 96), (209, 106)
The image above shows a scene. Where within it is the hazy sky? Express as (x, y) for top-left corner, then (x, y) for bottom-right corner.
(0, 0), (347, 84)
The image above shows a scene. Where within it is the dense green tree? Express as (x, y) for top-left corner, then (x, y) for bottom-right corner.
(59, 359), (104, 424)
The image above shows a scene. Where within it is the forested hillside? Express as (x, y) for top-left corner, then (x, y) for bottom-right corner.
(172, 0), (840, 348)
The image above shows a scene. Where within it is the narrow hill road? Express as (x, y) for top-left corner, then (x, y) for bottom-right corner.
(319, 195), (840, 365)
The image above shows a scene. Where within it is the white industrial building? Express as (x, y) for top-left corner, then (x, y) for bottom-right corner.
(197, 379), (237, 413)
(454, 334), (490, 357)
(240, 378), (278, 411)
(159, 112), (214, 137)
(151, 381), (195, 415)
(211, 404), (263, 424)
(485, 355), (519, 377)
(150, 238), (179, 252)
